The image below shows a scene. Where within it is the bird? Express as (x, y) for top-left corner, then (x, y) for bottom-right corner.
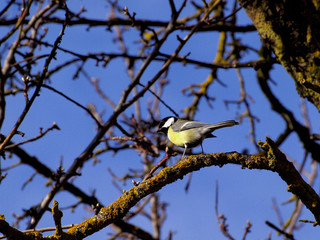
(157, 116), (239, 159)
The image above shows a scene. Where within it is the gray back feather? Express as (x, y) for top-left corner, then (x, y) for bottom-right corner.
(171, 119), (238, 133)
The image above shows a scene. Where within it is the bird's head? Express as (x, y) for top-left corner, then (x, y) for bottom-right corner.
(157, 116), (177, 134)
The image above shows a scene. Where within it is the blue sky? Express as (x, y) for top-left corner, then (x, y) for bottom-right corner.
(1, 0), (319, 239)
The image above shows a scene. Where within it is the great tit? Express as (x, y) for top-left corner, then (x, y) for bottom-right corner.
(157, 116), (238, 159)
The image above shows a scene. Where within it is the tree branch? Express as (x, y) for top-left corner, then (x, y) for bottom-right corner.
(1, 137), (319, 239)
(64, 137), (320, 238)
(238, 0), (320, 111)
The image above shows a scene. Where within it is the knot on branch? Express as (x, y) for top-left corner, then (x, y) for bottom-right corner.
(258, 137), (287, 170)
(52, 200), (63, 236)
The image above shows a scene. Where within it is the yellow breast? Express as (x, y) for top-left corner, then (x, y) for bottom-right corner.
(167, 127), (200, 148)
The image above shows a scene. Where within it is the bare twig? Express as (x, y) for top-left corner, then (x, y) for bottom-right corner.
(272, 198), (284, 227)
(0, 0), (33, 45)
(215, 181), (235, 240)
(0, 1), (65, 180)
(4, 122), (60, 150)
(142, 148), (176, 182)
(242, 220), (252, 240)
(225, 67), (259, 150)
(265, 221), (295, 240)
(40, 84), (103, 128)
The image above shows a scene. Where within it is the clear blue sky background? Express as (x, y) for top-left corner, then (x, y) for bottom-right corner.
(1, 0), (319, 239)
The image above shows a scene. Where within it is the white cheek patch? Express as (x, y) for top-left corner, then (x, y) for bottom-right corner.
(163, 117), (175, 128)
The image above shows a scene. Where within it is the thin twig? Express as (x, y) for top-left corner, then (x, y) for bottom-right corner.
(138, 82), (179, 117)
(142, 150), (176, 182)
(4, 122), (60, 150)
(265, 221), (295, 240)
(242, 220), (252, 240)
(0, 3), (64, 153)
(215, 181), (235, 240)
(40, 84), (103, 128)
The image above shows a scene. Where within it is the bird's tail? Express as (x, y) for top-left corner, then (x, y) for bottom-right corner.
(209, 120), (239, 130)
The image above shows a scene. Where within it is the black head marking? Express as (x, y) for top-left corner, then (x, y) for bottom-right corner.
(157, 116), (177, 134)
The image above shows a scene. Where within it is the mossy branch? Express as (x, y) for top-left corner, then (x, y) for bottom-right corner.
(1, 138), (319, 239)
(0, 215), (38, 240)
(238, 0), (320, 111)
(65, 138), (319, 239)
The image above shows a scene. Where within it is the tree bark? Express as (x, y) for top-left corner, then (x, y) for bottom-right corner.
(238, 0), (320, 111)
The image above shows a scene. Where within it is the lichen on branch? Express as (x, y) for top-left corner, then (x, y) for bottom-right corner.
(65, 138), (320, 238)
(238, 0), (320, 111)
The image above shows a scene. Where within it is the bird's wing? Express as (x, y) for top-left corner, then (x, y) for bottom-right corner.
(171, 120), (238, 132)
(171, 120), (210, 132)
